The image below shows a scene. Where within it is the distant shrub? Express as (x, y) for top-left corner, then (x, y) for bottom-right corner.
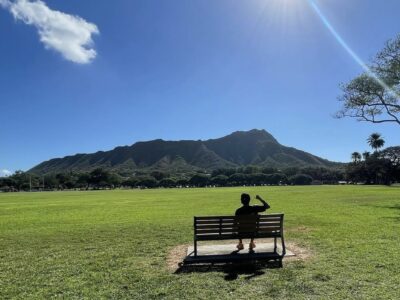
(136, 176), (158, 188)
(159, 178), (176, 188)
(289, 174), (313, 185)
(189, 174), (209, 187)
(210, 175), (228, 186)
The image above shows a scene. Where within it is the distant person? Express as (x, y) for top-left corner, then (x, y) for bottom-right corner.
(235, 193), (270, 250)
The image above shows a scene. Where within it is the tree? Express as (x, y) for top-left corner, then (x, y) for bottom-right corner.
(261, 167), (278, 174)
(380, 146), (400, 182)
(122, 177), (138, 188)
(351, 152), (362, 163)
(282, 167), (299, 177)
(210, 175), (228, 186)
(88, 168), (111, 188)
(108, 173), (122, 188)
(367, 133), (385, 153)
(12, 171), (36, 191)
(228, 173), (248, 186)
(266, 173), (288, 185)
(76, 173), (90, 189)
(189, 174), (209, 187)
(44, 175), (59, 189)
(0, 177), (16, 192)
(159, 178), (176, 188)
(365, 156), (393, 185)
(150, 171), (167, 181)
(381, 146), (400, 166)
(337, 35), (400, 126)
(211, 168), (236, 177)
(288, 174), (313, 185)
(362, 151), (371, 160)
(136, 176), (158, 188)
(176, 178), (189, 187)
(243, 166), (259, 174)
(247, 173), (268, 185)
(345, 162), (367, 184)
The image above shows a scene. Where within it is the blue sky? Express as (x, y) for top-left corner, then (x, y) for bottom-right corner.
(1, 0), (399, 174)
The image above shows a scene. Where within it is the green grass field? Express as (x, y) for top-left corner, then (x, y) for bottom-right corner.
(1, 186), (399, 299)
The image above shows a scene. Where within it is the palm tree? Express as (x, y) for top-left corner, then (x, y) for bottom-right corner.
(367, 133), (385, 153)
(351, 152), (362, 163)
(362, 151), (371, 160)
(367, 133), (386, 185)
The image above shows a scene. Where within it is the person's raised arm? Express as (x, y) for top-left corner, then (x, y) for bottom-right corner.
(256, 195), (270, 209)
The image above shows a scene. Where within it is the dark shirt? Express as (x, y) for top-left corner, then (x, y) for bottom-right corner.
(235, 205), (267, 216)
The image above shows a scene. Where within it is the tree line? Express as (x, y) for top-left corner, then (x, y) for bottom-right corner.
(0, 165), (345, 192)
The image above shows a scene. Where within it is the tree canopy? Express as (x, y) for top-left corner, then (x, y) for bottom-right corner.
(337, 35), (400, 126)
(367, 133), (385, 153)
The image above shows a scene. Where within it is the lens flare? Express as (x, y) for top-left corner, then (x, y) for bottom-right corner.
(307, 0), (399, 99)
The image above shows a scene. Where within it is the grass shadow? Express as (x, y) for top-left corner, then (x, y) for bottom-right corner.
(362, 203), (400, 210)
(387, 204), (400, 210)
(365, 203), (400, 222)
(175, 260), (280, 281)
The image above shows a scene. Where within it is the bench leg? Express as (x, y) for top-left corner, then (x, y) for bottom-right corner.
(281, 235), (286, 256)
(194, 240), (197, 257)
(274, 237), (277, 253)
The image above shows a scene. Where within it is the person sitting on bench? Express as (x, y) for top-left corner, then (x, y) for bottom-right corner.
(235, 193), (270, 250)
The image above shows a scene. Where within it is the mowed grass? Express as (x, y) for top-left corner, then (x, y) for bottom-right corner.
(1, 186), (399, 299)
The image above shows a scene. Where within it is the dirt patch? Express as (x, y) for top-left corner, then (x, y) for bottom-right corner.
(166, 241), (313, 272)
(166, 244), (187, 272)
(284, 242), (313, 262)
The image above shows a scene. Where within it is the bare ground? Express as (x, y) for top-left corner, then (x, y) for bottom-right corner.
(166, 241), (313, 273)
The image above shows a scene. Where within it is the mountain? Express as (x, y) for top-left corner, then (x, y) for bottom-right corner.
(29, 129), (340, 175)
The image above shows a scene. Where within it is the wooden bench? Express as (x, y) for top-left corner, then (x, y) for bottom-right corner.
(192, 214), (286, 266)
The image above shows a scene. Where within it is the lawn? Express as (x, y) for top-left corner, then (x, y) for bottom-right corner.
(0, 186), (399, 299)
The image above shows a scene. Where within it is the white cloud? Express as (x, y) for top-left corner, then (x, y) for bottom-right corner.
(0, 169), (12, 177)
(1, 0), (99, 64)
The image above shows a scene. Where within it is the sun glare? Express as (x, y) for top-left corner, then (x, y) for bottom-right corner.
(253, 0), (309, 29)
(258, 0), (306, 14)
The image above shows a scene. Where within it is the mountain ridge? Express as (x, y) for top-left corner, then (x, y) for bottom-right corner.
(29, 129), (341, 175)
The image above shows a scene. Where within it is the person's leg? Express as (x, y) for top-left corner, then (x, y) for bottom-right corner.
(237, 239), (244, 250)
(249, 238), (256, 250)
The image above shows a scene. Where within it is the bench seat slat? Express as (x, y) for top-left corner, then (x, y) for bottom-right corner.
(196, 227), (281, 234)
(195, 219), (282, 224)
(196, 233), (281, 241)
(195, 214), (283, 218)
(195, 219), (281, 225)
(195, 222), (281, 226)
(195, 215), (283, 220)
(196, 223), (281, 230)
(195, 221), (282, 226)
